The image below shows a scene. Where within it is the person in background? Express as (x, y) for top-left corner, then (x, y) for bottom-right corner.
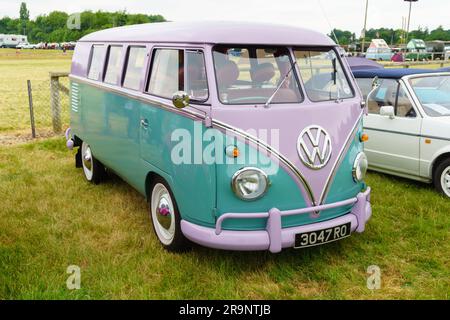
(391, 50), (405, 62)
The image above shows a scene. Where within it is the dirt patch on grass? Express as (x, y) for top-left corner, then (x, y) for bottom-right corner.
(0, 129), (58, 146)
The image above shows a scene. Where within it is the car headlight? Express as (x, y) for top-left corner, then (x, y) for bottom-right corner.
(231, 167), (269, 201)
(353, 152), (368, 182)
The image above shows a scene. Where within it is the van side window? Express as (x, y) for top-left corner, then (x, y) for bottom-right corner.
(147, 49), (209, 101)
(104, 46), (123, 85)
(123, 46), (147, 90)
(88, 45), (106, 81)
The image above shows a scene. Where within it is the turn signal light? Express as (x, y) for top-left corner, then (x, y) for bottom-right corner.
(225, 145), (240, 158)
(360, 133), (369, 142)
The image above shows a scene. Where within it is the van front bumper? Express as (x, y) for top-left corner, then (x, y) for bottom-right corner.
(181, 188), (372, 253)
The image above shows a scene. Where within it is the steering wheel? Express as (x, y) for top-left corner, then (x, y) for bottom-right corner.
(405, 108), (416, 118)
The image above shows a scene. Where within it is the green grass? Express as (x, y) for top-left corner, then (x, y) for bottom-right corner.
(0, 49), (72, 134)
(0, 137), (449, 299)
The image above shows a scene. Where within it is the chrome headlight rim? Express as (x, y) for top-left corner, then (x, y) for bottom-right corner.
(231, 167), (269, 201)
(353, 152), (368, 182)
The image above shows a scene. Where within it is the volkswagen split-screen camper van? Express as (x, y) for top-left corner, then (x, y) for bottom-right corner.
(66, 22), (372, 253)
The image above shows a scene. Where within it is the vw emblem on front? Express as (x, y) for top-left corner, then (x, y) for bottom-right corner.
(297, 125), (332, 170)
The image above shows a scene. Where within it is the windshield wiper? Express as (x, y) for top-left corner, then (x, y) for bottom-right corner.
(264, 60), (298, 109)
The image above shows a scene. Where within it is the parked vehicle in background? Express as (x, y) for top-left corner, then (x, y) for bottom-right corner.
(16, 42), (37, 49)
(425, 40), (449, 60)
(391, 51), (405, 62)
(61, 42), (76, 50)
(406, 39), (432, 61)
(445, 45), (450, 61)
(0, 34), (28, 48)
(352, 67), (450, 198)
(365, 39), (393, 61)
(66, 21), (372, 252)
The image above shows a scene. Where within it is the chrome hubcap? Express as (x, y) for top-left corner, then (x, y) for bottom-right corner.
(151, 183), (176, 245)
(441, 166), (450, 197)
(81, 142), (94, 181)
(83, 148), (92, 171)
(156, 197), (172, 230)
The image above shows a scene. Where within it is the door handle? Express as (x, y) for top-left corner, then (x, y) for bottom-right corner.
(140, 119), (149, 129)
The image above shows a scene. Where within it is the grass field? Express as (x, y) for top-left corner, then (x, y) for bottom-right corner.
(0, 50), (449, 300)
(0, 137), (449, 299)
(0, 49), (72, 137)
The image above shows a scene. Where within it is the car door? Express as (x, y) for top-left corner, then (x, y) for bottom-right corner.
(363, 78), (422, 176)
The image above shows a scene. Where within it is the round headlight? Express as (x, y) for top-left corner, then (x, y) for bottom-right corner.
(353, 152), (368, 182)
(231, 168), (269, 201)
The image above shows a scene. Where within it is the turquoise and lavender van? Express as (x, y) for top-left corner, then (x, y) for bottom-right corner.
(66, 22), (372, 253)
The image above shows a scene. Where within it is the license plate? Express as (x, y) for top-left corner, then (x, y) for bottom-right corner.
(294, 223), (352, 249)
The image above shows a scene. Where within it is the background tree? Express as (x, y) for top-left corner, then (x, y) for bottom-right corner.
(19, 2), (29, 35)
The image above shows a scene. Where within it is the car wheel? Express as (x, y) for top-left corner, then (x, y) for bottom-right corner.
(434, 158), (450, 198)
(149, 178), (190, 252)
(81, 142), (105, 184)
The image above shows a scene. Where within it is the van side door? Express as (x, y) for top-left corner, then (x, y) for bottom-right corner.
(363, 78), (422, 177)
(140, 47), (216, 226)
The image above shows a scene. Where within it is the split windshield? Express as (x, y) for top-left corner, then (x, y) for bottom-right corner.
(212, 45), (354, 105)
(409, 75), (450, 117)
(293, 48), (354, 102)
(213, 46), (303, 105)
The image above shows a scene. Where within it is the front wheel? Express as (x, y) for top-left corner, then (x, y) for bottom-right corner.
(81, 142), (105, 184)
(434, 158), (450, 198)
(149, 179), (190, 252)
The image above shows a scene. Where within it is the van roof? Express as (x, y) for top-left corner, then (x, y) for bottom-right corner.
(78, 21), (335, 46)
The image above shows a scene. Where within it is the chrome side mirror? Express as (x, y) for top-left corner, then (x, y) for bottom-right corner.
(172, 91), (190, 109)
(365, 77), (381, 113)
(371, 76), (381, 89)
(380, 106), (395, 119)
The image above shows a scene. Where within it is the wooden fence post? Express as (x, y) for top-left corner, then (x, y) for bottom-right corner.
(50, 72), (62, 133)
(27, 80), (36, 138)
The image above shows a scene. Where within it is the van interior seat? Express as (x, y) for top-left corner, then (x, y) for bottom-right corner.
(384, 85), (397, 107)
(216, 60), (239, 88)
(251, 63), (276, 86)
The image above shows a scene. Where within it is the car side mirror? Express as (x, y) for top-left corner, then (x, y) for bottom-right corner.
(371, 76), (381, 90)
(172, 91), (190, 109)
(380, 106), (395, 119)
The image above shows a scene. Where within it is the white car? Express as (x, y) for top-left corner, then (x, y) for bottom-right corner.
(16, 42), (37, 49)
(353, 68), (450, 198)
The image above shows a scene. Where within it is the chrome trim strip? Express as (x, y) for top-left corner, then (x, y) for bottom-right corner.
(365, 126), (450, 142)
(69, 74), (208, 121)
(318, 112), (364, 205)
(212, 119), (316, 205)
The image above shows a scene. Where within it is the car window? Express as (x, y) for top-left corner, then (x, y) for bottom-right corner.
(355, 78), (373, 100)
(88, 45), (106, 81)
(409, 75), (450, 117)
(213, 45), (302, 105)
(396, 85), (416, 118)
(104, 46), (123, 85)
(365, 78), (416, 117)
(123, 46), (147, 91)
(147, 49), (209, 101)
(294, 48), (354, 102)
(366, 78), (398, 114)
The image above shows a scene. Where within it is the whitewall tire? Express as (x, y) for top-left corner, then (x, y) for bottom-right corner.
(149, 178), (189, 251)
(81, 142), (105, 184)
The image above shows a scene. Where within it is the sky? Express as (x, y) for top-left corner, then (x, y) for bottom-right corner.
(2, 0), (449, 36)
